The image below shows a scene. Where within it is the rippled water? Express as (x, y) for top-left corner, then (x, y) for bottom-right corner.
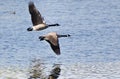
(0, 0), (120, 79)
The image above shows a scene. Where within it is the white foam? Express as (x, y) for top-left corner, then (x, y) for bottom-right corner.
(58, 62), (120, 79)
(0, 62), (120, 79)
(0, 67), (28, 79)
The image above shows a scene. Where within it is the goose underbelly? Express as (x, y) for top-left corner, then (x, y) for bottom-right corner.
(33, 24), (47, 31)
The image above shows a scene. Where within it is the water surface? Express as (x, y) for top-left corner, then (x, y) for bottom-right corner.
(0, 0), (120, 79)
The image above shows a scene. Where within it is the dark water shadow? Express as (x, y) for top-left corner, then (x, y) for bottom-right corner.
(28, 58), (61, 79)
(48, 64), (61, 79)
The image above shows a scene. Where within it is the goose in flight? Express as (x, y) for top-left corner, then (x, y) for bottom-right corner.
(27, 1), (60, 31)
(39, 32), (70, 55)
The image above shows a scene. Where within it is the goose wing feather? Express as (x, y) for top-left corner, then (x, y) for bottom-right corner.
(29, 1), (44, 26)
(45, 32), (60, 55)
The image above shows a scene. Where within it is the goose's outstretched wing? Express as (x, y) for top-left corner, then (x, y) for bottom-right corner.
(29, 1), (43, 26)
(47, 40), (60, 55)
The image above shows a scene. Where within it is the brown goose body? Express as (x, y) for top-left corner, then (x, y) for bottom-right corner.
(43, 32), (60, 55)
(27, 1), (60, 31)
(39, 32), (70, 55)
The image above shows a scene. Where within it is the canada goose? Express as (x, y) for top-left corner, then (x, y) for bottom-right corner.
(39, 32), (70, 55)
(27, 1), (60, 31)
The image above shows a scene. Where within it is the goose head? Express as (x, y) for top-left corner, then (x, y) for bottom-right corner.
(39, 36), (45, 41)
(27, 27), (33, 31)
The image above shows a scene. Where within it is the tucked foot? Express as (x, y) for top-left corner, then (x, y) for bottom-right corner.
(55, 23), (60, 26)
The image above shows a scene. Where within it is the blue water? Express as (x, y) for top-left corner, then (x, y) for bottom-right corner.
(0, 0), (120, 68)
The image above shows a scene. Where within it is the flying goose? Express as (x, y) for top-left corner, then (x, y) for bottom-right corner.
(27, 1), (60, 31)
(39, 32), (70, 55)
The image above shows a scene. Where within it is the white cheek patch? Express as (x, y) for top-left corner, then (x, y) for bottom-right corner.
(32, 27), (36, 30)
(32, 24), (46, 31)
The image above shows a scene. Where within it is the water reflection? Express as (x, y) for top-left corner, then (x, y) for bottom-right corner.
(48, 64), (61, 79)
(28, 59), (61, 79)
